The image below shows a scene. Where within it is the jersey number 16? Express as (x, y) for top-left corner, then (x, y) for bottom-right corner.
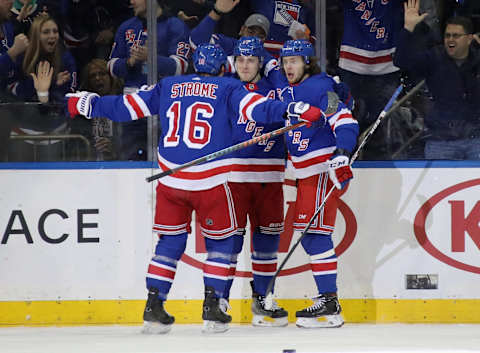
(164, 101), (214, 149)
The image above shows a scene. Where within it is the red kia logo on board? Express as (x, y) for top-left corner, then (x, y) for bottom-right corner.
(181, 182), (357, 277)
(414, 179), (480, 274)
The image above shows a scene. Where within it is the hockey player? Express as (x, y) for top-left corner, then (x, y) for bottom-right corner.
(226, 36), (288, 327)
(66, 43), (325, 334)
(278, 39), (359, 328)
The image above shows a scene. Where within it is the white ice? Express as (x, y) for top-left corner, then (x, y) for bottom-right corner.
(1, 324), (479, 353)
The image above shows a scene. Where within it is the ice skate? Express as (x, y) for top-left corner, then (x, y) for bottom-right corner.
(202, 286), (232, 333)
(295, 293), (344, 328)
(250, 281), (288, 327)
(141, 288), (174, 334)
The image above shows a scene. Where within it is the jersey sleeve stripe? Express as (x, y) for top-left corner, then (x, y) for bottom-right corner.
(334, 116), (358, 129)
(328, 109), (356, 129)
(170, 55), (188, 75)
(124, 93), (151, 120)
(239, 93), (268, 122)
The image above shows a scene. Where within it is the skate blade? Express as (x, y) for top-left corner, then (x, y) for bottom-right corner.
(252, 314), (288, 327)
(141, 320), (173, 334)
(295, 314), (344, 328)
(202, 320), (229, 334)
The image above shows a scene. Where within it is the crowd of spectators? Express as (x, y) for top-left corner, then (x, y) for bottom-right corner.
(1, 0), (480, 162)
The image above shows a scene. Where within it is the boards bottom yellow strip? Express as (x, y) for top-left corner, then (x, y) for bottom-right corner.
(1, 299), (479, 326)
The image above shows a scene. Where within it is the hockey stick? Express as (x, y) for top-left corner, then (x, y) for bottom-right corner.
(263, 81), (428, 309)
(146, 121), (306, 182)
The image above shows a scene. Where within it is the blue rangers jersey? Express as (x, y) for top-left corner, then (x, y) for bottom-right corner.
(0, 21), (16, 91)
(108, 15), (190, 89)
(87, 74), (289, 190)
(230, 78), (286, 183)
(248, 0), (315, 57)
(340, 0), (403, 75)
(189, 16), (278, 78)
(278, 74), (359, 179)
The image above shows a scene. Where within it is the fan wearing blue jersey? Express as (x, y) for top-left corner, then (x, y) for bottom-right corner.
(278, 40), (359, 328)
(108, 0), (191, 160)
(66, 43), (325, 334)
(225, 37), (288, 327)
(338, 0), (403, 159)
(108, 0), (190, 86)
(0, 0), (29, 160)
(189, 0), (279, 78)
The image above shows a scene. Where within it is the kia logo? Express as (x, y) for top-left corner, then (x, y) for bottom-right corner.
(414, 179), (480, 274)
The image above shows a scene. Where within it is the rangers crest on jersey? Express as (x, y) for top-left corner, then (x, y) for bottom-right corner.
(273, 1), (300, 27)
(125, 29), (136, 44)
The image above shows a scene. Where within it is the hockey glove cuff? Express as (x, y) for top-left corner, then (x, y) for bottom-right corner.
(327, 148), (353, 190)
(66, 91), (99, 119)
(286, 101), (325, 127)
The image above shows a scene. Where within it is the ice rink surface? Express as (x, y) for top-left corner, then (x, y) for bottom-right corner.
(1, 324), (479, 353)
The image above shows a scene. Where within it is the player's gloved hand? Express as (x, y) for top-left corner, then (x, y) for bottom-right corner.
(66, 91), (99, 119)
(286, 101), (324, 127)
(327, 148), (353, 190)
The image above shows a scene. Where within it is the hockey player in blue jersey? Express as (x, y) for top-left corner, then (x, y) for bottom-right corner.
(226, 36), (288, 327)
(278, 39), (359, 328)
(66, 43), (325, 333)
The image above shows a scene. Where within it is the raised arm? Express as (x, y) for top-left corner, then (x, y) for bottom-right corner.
(189, 0), (240, 50)
(393, 0), (432, 74)
(403, 0), (429, 33)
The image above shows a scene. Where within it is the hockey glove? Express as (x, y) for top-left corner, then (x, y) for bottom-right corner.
(66, 91), (99, 119)
(286, 101), (324, 127)
(327, 148), (353, 190)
